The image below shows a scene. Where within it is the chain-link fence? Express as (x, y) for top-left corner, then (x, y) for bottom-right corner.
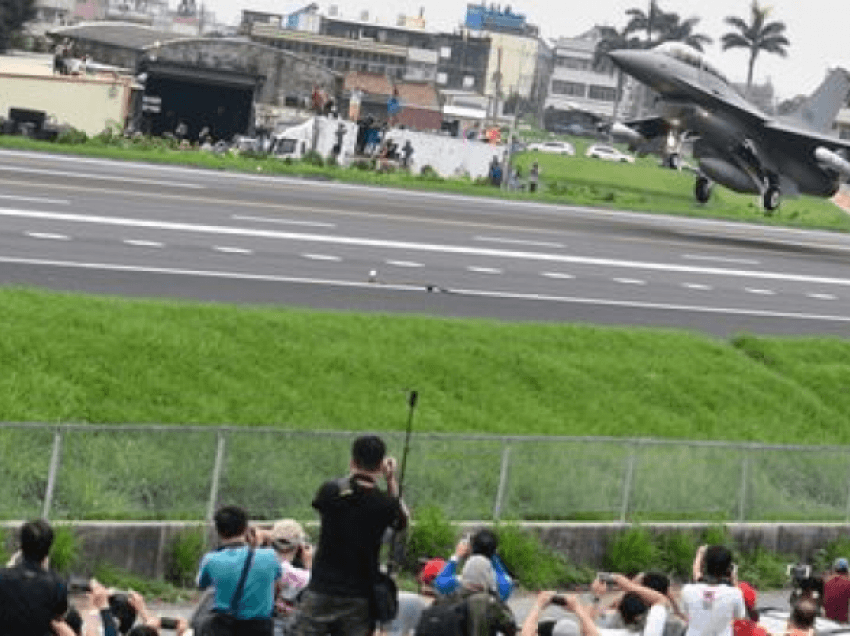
(3, 422), (850, 522)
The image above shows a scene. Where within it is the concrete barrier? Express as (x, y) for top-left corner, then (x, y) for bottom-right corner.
(3, 521), (847, 580)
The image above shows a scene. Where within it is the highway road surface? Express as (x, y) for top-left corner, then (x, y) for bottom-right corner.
(2, 149), (850, 337)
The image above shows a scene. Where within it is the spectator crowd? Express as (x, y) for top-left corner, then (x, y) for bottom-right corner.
(2, 434), (850, 636)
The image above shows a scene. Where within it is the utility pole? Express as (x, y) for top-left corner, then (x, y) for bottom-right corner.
(491, 46), (502, 124)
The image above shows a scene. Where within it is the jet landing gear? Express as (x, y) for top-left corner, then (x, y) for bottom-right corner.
(694, 176), (712, 204)
(762, 184), (780, 214)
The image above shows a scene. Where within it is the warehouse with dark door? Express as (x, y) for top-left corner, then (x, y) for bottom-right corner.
(138, 59), (264, 141)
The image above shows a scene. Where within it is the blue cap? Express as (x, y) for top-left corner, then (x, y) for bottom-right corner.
(835, 558), (849, 572)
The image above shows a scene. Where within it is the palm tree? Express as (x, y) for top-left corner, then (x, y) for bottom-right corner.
(623, 0), (668, 48)
(660, 15), (713, 52)
(593, 25), (639, 126)
(721, 0), (790, 89)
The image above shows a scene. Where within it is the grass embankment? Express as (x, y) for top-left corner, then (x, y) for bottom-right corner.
(3, 287), (850, 521)
(1, 133), (848, 232)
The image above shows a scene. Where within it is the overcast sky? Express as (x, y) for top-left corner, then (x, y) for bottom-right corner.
(204, 0), (848, 101)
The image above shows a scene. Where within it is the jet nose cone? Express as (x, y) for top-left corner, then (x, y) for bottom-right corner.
(608, 49), (642, 71)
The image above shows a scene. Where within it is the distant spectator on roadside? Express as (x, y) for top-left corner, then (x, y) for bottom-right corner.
(823, 558), (850, 622)
(488, 156), (503, 187)
(681, 545), (745, 636)
(528, 161), (540, 193)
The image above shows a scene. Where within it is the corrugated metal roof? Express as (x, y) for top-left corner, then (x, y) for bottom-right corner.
(48, 22), (192, 51)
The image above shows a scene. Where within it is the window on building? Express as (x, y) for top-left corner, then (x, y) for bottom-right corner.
(588, 85), (617, 101)
(463, 75), (475, 88)
(556, 55), (590, 70)
(440, 46), (452, 59)
(551, 80), (586, 97)
(437, 72), (448, 85)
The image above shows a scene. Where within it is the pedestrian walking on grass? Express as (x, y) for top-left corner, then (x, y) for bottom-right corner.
(529, 162), (540, 193)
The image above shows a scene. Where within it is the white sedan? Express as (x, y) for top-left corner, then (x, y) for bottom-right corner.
(528, 141), (575, 156)
(585, 144), (635, 163)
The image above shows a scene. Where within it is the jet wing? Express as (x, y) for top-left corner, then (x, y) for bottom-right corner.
(765, 119), (850, 154)
(621, 116), (670, 140)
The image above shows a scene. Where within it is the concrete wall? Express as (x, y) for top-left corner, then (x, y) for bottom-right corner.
(0, 73), (134, 136)
(5, 521), (848, 581)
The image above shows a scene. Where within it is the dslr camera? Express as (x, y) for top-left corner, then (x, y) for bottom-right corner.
(68, 577), (137, 633)
(787, 564), (812, 585)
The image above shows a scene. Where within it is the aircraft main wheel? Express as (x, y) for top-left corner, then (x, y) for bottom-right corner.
(694, 177), (712, 203)
(666, 153), (681, 170)
(762, 185), (780, 213)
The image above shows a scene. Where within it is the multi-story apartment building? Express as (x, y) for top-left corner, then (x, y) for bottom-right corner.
(243, 6), (491, 96)
(543, 29), (630, 130)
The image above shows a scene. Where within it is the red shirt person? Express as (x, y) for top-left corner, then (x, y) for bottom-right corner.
(824, 558), (850, 622)
(733, 582), (769, 636)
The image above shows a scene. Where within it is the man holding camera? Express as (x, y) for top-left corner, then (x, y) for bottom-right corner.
(681, 545), (745, 636)
(296, 435), (409, 636)
(0, 519), (69, 636)
(197, 505), (283, 636)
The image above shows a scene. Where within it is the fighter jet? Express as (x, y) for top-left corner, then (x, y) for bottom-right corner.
(608, 43), (850, 212)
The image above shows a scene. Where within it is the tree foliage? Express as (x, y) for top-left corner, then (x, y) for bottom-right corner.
(0, 0), (36, 53)
(721, 0), (790, 88)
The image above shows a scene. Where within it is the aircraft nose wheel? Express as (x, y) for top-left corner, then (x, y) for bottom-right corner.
(694, 176), (712, 203)
(666, 153), (681, 170)
(762, 185), (780, 214)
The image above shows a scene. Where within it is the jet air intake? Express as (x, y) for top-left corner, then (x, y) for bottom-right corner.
(699, 158), (760, 194)
(815, 147), (850, 179)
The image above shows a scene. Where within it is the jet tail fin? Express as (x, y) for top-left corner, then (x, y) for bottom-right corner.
(787, 68), (850, 133)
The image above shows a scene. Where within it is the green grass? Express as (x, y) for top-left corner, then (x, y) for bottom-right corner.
(3, 287), (850, 521)
(2, 134), (849, 232)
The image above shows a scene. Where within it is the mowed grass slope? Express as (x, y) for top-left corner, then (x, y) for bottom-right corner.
(5, 287), (850, 520)
(2, 286), (850, 443)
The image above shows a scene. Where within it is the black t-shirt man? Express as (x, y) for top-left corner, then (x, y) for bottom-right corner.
(0, 559), (69, 636)
(308, 475), (407, 598)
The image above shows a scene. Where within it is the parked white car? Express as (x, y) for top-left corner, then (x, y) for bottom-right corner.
(528, 141), (575, 156)
(585, 144), (635, 163)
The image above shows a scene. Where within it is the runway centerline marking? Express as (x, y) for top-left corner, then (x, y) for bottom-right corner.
(682, 254), (760, 265)
(232, 214), (336, 228)
(474, 236), (565, 249)
(4, 207), (850, 288)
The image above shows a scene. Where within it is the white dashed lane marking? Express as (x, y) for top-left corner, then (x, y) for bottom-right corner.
(467, 266), (503, 274)
(474, 236), (566, 249)
(745, 288), (776, 295)
(123, 240), (164, 248)
(232, 214), (336, 229)
(541, 271), (576, 279)
(682, 254), (760, 265)
(302, 254), (342, 262)
(682, 283), (713, 291)
(613, 278), (646, 285)
(26, 232), (70, 241)
(385, 260), (424, 268)
(807, 293), (837, 301)
(213, 246), (254, 254)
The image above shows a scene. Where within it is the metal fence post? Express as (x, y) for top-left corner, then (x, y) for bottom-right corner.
(492, 444), (512, 521)
(620, 448), (637, 523)
(42, 429), (63, 520)
(738, 453), (750, 522)
(845, 459), (850, 523)
(206, 431), (227, 524)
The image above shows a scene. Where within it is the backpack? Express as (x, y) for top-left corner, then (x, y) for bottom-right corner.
(415, 596), (469, 636)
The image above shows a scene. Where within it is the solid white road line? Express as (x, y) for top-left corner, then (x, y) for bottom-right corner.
(302, 254), (342, 262)
(474, 236), (565, 249)
(2, 254), (850, 323)
(25, 232), (70, 241)
(123, 240), (164, 248)
(0, 165), (205, 189)
(4, 207), (850, 288)
(682, 254), (761, 265)
(231, 214), (336, 228)
(213, 246), (254, 254)
(745, 288), (776, 296)
(541, 272), (575, 279)
(613, 278), (646, 285)
(385, 260), (424, 268)
(682, 283), (713, 291)
(0, 194), (69, 205)
(467, 266), (503, 274)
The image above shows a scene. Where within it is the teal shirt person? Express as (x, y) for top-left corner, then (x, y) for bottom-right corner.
(197, 545), (282, 619)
